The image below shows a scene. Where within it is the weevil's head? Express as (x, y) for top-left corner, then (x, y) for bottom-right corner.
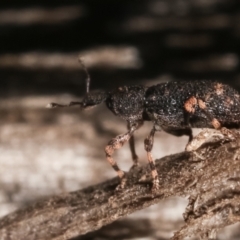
(47, 59), (109, 110)
(81, 91), (108, 109)
(105, 85), (148, 122)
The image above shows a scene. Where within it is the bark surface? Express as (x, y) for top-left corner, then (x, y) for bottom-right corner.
(0, 129), (240, 240)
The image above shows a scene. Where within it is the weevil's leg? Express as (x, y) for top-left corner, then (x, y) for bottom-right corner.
(182, 111), (194, 142)
(105, 121), (143, 187)
(183, 96), (199, 143)
(162, 127), (193, 143)
(144, 126), (159, 190)
(185, 128), (193, 142)
(183, 111), (190, 126)
(127, 123), (138, 165)
(127, 121), (144, 166)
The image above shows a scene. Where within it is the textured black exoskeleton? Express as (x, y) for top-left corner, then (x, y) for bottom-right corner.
(48, 78), (240, 191)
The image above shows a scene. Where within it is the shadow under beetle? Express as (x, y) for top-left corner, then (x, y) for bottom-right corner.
(47, 62), (240, 191)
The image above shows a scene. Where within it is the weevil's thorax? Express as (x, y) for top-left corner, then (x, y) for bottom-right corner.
(106, 85), (146, 122)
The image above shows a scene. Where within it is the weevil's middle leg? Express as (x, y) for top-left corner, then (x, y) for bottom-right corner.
(105, 121), (143, 187)
(144, 126), (159, 191)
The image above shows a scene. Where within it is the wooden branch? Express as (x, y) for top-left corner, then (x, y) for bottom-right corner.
(0, 129), (240, 240)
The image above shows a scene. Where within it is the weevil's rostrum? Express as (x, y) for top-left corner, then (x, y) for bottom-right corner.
(48, 80), (240, 191)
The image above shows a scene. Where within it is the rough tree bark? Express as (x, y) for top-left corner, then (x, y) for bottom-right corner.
(0, 129), (240, 240)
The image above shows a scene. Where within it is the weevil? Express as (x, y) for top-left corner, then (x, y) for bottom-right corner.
(47, 62), (240, 191)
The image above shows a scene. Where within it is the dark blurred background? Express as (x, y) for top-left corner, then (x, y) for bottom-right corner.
(1, 0), (240, 97)
(1, 1), (240, 239)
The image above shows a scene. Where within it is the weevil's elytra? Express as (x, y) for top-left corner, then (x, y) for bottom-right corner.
(145, 81), (240, 129)
(48, 79), (240, 192)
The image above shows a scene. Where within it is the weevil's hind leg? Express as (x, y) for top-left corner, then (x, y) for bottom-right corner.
(127, 121), (143, 166)
(144, 126), (159, 191)
(183, 111), (194, 142)
(162, 127), (193, 143)
(186, 128), (193, 142)
(105, 121), (143, 188)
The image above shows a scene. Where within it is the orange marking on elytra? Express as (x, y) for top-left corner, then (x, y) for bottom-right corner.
(224, 97), (234, 107)
(214, 83), (224, 95)
(198, 99), (206, 109)
(184, 96), (197, 113)
(212, 118), (221, 129)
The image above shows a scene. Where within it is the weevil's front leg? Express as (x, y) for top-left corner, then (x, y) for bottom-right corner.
(127, 121), (143, 166)
(105, 121), (143, 188)
(144, 126), (159, 191)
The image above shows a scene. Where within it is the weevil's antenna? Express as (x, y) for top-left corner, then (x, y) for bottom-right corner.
(46, 58), (90, 109)
(78, 57), (90, 93)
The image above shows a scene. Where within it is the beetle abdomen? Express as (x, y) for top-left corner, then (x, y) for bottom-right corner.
(145, 80), (240, 129)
